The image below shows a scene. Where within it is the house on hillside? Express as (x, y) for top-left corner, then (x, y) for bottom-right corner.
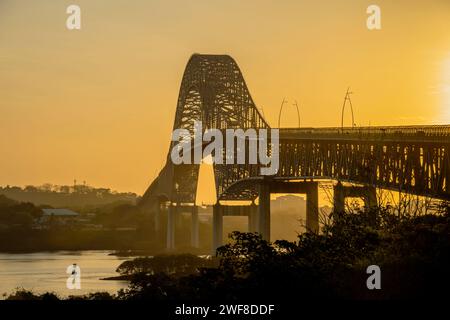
(39, 208), (79, 226)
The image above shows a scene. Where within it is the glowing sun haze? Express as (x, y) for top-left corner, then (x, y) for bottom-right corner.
(442, 57), (450, 123)
(0, 0), (449, 195)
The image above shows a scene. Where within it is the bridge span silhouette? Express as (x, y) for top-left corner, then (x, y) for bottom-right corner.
(139, 54), (450, 252)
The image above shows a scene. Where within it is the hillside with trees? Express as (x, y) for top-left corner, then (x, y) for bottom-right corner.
(0, 184), (138, 210)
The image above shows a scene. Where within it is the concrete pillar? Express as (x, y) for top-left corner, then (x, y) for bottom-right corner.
(257, 182), (271, 241)
(248, 202), (258, 233)
(154, 202), (161, 233)
(175, 203), (182, 229)
(306, 182), (319, 234)
(364, 186), (378, 226)
(166, 204), (176, 250)
(191, 205), (199, 248)
(212, 203), (223, 254)
(364, 186), (377, 209)
(333, 182), (345, 213)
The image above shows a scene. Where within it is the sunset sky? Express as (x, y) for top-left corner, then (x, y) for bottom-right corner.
(1, 0), (450, 195)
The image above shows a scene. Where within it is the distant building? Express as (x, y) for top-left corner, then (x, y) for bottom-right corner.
(42, 208), (79, 217)
(39, 208), (79, 225)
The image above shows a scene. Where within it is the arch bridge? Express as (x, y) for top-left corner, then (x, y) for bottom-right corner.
(140, 54), (450, 251)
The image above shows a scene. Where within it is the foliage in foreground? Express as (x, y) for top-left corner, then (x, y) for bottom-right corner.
(5, 289), (114, 301)
(6, 203), (450, 300)
(117, 204), (450, 300)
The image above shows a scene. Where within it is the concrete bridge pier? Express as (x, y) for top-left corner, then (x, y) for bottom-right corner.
(210, 180), (321, 251)
(257, 182), (271, 241)
(175, 204), (183, 229)
(154, 202), (161, 233)
(212, 203), (223, 254)
(333, 182), (346, 214)
(253, 180), (320, 240)
(333, 182), (378, 213)
(166, 204), (176, 250)
(305, 182), (319, 234)
(248, 202), (258, 233)
(365, 187), (377, 210)
(191, 205), (199, 248)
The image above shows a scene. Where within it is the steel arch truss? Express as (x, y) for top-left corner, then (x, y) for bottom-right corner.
(142, 54), (268, 205)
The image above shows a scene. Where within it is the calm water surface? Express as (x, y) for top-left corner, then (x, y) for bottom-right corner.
(0, 251), (129, 298)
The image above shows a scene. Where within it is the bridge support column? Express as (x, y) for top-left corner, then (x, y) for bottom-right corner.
(154, 202), (161, 233)
(248, 202), (258, 233)
(258, 182), (271, 241)
(212, 203), (223, 254)
(364, 186), (377, 210)
(306, 182), (319, 234)
(191, 206), (199, 248)
(333, 182), (346, 213)
(175, 203), (183, 229)
(333, 182), (378, 215)
(166, 204), (176, 250)
(364, 186), (378, 226)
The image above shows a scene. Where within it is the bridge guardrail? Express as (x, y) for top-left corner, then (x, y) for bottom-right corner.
(279, 125), (450, 142)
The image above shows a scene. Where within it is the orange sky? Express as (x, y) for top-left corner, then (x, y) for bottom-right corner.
(1, 0), (449, 195)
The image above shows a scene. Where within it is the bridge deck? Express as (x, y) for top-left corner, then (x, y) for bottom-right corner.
(280, 125), (450, 143)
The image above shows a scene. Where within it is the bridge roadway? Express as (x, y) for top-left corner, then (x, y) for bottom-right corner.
(221, 125), (450, 200)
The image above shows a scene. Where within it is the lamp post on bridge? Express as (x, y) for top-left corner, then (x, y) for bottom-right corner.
(278, 98), (301, 128)
(341, 87), (355, 132)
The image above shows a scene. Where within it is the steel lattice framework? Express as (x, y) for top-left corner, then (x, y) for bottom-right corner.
(141, 54), (450, 208)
